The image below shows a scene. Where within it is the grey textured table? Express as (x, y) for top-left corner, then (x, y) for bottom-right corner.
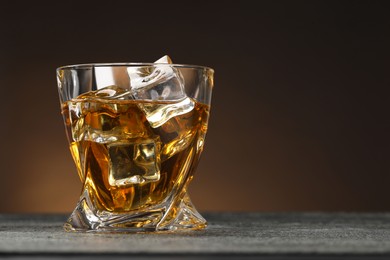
(1, 213), (390, 259)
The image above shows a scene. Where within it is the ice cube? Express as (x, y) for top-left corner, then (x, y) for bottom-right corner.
(140, 98), (194, 128)
(155, 55), (173, 64)
(94, 67), (130, 90)
(68, 99), (121, 143)
(107, 138), (161, 187)
(127, 55), (195, 128)
(127, 55), (186, 100)
(68, 90), (149, 144)
(94, 67), (115, 89)
(154, 106), (197, 161)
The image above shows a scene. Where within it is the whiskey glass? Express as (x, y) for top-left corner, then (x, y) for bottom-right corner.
(56, 61), (214, 232)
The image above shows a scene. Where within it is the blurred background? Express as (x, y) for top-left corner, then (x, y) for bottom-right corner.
(0, 1), (388, 213)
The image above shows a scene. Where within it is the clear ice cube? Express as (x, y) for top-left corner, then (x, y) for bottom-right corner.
(127, 55), (186, 100)
(68, 99), (122, 143)
(127, 55), (195, 128)
(68, 92), (149, 144)
(140, 98), (194, 129)
(94, 67), (130, 90)
(108, 138), (161, 187)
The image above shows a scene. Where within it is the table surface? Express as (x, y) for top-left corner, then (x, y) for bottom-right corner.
(1, 212), (390, 259)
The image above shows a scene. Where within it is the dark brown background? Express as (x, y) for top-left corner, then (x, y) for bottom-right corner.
(0, 1), (388, 213)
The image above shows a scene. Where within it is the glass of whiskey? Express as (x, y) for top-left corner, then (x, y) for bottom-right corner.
(56, 57), (214, 232)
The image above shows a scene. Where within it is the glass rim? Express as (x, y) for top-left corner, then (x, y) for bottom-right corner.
(57, 62), (214, 73)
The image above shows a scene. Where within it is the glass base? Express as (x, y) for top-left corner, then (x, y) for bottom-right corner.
(64, 190), (207, 233)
